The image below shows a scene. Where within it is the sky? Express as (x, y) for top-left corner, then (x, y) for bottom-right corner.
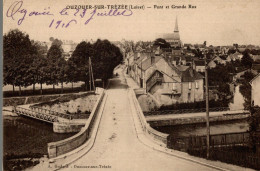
(3, 0), (260, 46)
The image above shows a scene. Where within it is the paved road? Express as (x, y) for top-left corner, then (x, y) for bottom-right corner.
(63, 68), (218, 171)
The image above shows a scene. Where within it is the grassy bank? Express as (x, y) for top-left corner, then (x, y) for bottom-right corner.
(187, 146), (260, 170)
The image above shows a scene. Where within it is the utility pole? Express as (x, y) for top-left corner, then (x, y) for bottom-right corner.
(204, 50), (210, 159)
(89, 57), (92, 91)
(141, 59), (143, 88)
(89, 57), (95, 92)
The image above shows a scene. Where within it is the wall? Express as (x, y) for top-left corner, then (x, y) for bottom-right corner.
(195, 65), (205, 72)
(3, 94), (61, 107)
(47, 89), (105, 158)
(53, 122), (85, 133)
(252, 75), (260, 106)
(148, 113), (249, 127)
(131, 89), (168, 146)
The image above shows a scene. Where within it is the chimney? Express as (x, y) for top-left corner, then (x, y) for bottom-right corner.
(151, 56), (155, 64)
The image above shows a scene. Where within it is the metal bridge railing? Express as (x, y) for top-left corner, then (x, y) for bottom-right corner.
(29, 106), (73, 120)
(15, 106), (59, 123)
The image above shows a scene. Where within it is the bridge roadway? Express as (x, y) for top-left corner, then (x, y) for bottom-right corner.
(61, 66), (246, 171)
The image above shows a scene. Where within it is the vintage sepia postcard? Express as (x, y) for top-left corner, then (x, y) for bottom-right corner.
(2, 0), (260, 170)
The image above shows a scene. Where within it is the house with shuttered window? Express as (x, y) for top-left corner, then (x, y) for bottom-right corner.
(129, 53), (204, 105)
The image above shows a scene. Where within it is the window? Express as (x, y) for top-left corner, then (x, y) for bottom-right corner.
(188, 93), (191, 101)
(188, 82), (192, 90)
(195, 82), (199, 89)
(172, 83), (177, 90)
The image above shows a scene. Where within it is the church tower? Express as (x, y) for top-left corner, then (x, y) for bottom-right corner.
(171, 17), (182, 48)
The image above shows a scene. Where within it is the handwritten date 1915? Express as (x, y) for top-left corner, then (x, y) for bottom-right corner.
(49, 19), (77, 29)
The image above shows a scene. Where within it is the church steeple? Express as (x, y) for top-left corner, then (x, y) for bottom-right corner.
(171, 16), (181, 48)
(174, 16), (179, 32)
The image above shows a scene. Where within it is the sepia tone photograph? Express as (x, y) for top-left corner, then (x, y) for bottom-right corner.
(2, 0), (260, 170)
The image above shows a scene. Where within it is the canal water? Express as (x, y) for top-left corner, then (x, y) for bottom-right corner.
(3, 114), (76, 158)
(154, 119), (249, 137)
(155, 84), (249, 137)
(229, 85), (245, 110)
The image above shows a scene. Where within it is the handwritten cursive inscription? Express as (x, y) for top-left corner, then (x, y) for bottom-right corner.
(6, 1), (54, 25)
(6, 0), (134, 28)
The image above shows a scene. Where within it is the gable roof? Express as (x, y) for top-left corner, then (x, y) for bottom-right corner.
(181, 68), (204, 82)
(176, 65), (189, 72)
(138, 56), (162, 71)
(194, 60), (205, 66)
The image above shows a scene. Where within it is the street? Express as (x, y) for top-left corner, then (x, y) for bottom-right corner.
(62, 67), (218, 171)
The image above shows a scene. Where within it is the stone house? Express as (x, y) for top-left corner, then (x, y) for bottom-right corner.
(193, 60), (205, 72)
(226, 52), (243, 62)
(251, 55), (260, 63)
(213, 56), (227, 65)
(130, 53), (204, 105)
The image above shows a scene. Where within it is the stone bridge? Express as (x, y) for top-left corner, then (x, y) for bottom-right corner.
(29, 66), (253, 171)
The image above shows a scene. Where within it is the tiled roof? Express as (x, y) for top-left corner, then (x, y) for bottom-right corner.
(176, 65), (189, 72)
(138, 55), (162, 71)
(185, 56), (193, 62)
(181, 68), (204, 82)
(194, 60), (205, 66)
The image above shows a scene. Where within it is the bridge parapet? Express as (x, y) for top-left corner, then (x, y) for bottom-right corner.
(47, 88), (105, 159)
(130, 89), (169, 146)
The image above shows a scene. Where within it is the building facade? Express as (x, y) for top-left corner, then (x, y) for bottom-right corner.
(250, 74), (260, 107)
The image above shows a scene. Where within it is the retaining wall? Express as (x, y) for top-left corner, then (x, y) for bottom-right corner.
(47, 89), (105, 158)
(130, 89), (168, 146)
(148, 113), (249, 127)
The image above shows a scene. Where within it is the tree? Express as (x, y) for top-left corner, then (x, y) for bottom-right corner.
(153, 38), (171, 49)
(46, 44), (64, 92)
(241, 52), (253, 68)
(31, 41), (48, 56)
(51, 39), (63, 49)
(3, 29), (36, 95)
(208, 64), (233, 97)
(65, 60), (78, 90)
(26, 41), (49, 94)
(69, 39), (123, 90)
(239, 71), (255, 109)
(69, 41), (93, 90)
(92, 39), (123, 82)
(28, 55), (48, 95)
